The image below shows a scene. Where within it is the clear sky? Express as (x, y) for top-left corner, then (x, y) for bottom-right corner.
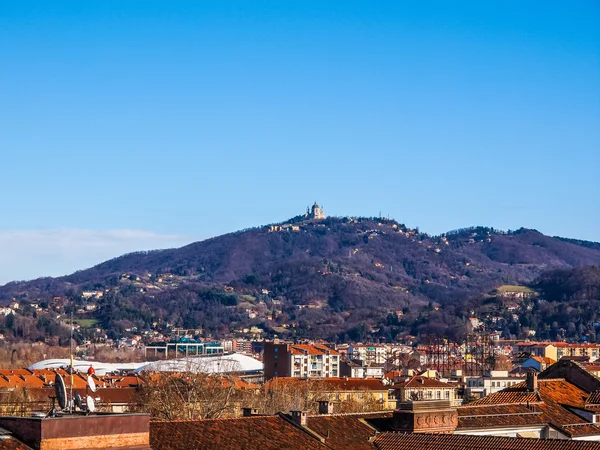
(0, 1), (599, 284)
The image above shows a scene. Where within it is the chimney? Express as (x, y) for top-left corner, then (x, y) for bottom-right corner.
(290, 410), (308, 427)
(242, 407), (260, 417)
(318, 400), (334, 415)
(393, 401), (458, 434)
(526, 372), (538, 392)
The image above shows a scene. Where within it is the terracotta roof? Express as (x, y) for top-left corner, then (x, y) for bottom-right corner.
(554, 342), (600, 349)
(290, 344), (339, 356)
(467, 378), (600, 437)
(468, 385), (542, 405)
(264, 377), (388, 392)
(0, 370), (33, 377)
(393, 376), (455, 389)
(307, 412), (392, 450)
(384, 371), (403, 380)
(0, 427), (33, 450)
(373, 433), (600, 450)
(0, 438), (32, 450)
(530, 356), (556, 364)
(150, 415), (329, 450)
(457, 405), (546, 429)
(0, 374), (45, 389)
(537, 379), (589, 408)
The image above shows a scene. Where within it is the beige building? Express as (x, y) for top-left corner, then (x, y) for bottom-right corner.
(305, 202), (326, 220)
(348, 344), (388, 365)
(392, 376), (459, 406)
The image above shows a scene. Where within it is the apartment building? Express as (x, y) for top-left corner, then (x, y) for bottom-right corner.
(515, 341), (600, 363)
(463, 370), (525, 400)
(392, 376), (460, 406)
(347, 344), (388, 365)
(263, 342), (340, 380)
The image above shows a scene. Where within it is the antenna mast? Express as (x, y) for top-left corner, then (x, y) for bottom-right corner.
(305, 349), (309, 411)
(70, 311), (74, 413)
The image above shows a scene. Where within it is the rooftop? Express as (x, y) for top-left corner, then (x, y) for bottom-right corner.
(373, 433), (600, 450)
(150, 415), (329, 450)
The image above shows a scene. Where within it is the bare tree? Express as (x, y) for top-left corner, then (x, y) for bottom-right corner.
(249, 378), (387, 415)
(132, 371), (239, 419)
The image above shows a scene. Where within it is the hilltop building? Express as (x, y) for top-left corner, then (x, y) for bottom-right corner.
(305, 202), (326, 220)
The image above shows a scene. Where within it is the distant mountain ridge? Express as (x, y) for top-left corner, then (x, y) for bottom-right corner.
(2, 217), (600, 299)
(1, 216), (599, 341)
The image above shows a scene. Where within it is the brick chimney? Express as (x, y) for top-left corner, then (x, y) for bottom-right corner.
(526, 372), (538, 392)
(393, 401), (458, 434)
(290, 410), (308, 427)
(318, 400), (334, 415)
(242, 407), (260, 417)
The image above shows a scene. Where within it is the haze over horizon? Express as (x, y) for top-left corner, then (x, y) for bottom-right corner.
(1, 1), (598, 284)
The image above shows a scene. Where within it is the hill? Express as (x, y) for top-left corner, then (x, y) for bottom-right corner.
(0, 217), (599, 343)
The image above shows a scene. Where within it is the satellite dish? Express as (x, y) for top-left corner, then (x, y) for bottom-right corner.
(87, 375), (97, 393)
(74, 392), (83, 410)
(54, 374), (67, 410)
(86, 395), (95, 413)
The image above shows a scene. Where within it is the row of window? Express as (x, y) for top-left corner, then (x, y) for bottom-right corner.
(491, 380), (519, 388)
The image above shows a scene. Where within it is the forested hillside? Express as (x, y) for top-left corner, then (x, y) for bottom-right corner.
(1, 217), (599, 343)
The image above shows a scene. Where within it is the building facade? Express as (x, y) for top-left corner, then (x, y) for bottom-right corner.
(263, 342), (340, 380)
(348, 344), (388, 365)
(305, 202), (326, 220)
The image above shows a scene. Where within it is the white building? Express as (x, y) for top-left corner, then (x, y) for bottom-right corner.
(348, 344), (388, 365)
(464, 370), (525, 400)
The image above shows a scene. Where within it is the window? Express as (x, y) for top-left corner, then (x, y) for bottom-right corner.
(445, 390), (450, 399)
(436, 391), (441, 399)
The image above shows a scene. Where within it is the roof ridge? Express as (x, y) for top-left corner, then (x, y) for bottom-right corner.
(151, 415), (278, 423)
(308, 410), (394, 417)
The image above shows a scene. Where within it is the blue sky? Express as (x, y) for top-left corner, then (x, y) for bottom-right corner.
(0, 1), (598, 283)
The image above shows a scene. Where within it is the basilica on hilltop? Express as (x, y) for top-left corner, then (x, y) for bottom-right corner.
(305, 202), (326, 220)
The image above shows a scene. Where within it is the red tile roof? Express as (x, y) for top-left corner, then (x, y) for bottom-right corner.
(467, 385), (542, 405)
(307, 412), (391, 450)
(0, 438), (32, 450)
(150, 415), (329, 450)
(393, 376), (455, 389)
(457, 404), (546, 429)
(530, 356), (556, 364)
(264, 377), (388, 392)
(467, 378), (600, 437)
(0, 427), (32, 450)
(373, 433), (600, 450)
(289, 344), (339, 356)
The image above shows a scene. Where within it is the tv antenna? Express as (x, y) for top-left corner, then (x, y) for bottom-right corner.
(47, 373), (67, 417)
(47, 371), (101, 416)
(87, 374), (97, 393)
(86, 395), (96, 413)
(74, 392), (83, 410)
